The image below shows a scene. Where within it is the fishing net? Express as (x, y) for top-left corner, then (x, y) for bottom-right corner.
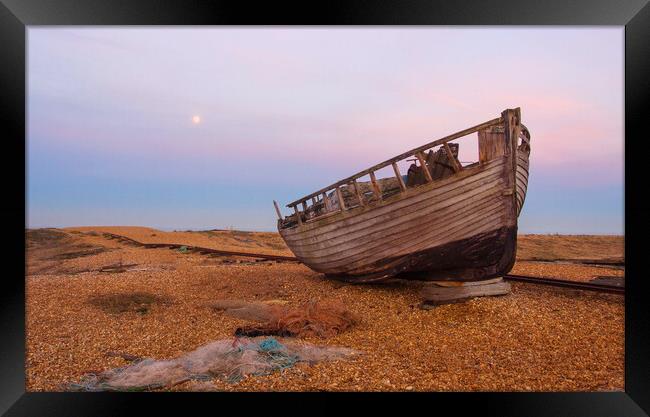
(66, 336), (359, 391)
(211, 299), (358, 338)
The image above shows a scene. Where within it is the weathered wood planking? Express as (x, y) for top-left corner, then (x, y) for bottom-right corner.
(280, 159), (511, 275)
(392, 162), (407, 191)
(313, 204), (508, 275)
(478, 126), (506, 163)
(368, 171), (383, 200)
(443, 142), (462, 172)
(289, 186), (507, 261)
(286, 176), (508, 258)
(276, 108), (530, 282)
(294, 194), (507, 269)
(283, 160), (507, 248)
(429, 277), (504, 287)
(515, 134), (531, 216)
(420, 279), (511, 305)
(283, 157), (507, 238)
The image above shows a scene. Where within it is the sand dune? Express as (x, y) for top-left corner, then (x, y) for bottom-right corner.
(64, 226), (623, 262)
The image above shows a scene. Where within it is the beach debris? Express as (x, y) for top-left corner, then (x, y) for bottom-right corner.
(66, 336), (359, 391)
(210, 299), (358, 338)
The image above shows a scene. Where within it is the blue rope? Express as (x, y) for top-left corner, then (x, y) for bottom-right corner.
(258, 337), (284, 352)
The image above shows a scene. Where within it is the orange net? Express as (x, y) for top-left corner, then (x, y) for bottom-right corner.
(212, 299), (358, 338)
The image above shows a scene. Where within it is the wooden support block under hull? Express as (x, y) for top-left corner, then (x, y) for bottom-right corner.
(420, 278), (511, 307)
(428, 277), (504, 287)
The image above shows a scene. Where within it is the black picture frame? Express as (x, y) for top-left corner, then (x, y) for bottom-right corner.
(2, 0), (648, 415)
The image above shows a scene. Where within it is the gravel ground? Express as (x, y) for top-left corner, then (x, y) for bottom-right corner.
(510, 262), (624, 282)
(26, 228), (624, 392)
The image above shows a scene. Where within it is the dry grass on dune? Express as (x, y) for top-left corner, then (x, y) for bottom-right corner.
(25, 227), (624, 392)
(65, 226), (292, 256)
(63, 227), (625, 262)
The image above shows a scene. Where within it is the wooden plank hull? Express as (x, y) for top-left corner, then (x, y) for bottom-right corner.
(277, 108), (530, 282)
(280, 156), (525, 282)
(516, 151), (529, 216)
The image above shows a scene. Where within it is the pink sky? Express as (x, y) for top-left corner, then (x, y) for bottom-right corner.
(27, 28), (623, 233)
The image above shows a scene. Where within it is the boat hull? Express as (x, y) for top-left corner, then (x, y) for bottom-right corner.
(279, 156), (520, 282)
(277, 108), (530, 283)
(328, 225), (517, 283)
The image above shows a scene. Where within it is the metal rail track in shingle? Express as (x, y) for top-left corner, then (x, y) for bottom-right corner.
(503, 274), (624, 295)
(98, 232), (624, 293)
(100, 232), (300, 263)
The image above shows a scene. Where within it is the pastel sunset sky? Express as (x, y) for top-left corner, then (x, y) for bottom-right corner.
(27, 27), (624, 234)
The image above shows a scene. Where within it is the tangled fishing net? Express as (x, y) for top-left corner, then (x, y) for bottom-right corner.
(67, 336), (359, 391)
(210, 299), (358, 338)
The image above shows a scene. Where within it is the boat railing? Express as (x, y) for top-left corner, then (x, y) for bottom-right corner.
(276, 110), (518, 226)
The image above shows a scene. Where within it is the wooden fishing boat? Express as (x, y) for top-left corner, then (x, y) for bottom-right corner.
(273, 108), (531, 283)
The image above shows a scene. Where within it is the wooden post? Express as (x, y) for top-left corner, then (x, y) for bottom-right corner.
(352, 179), (365, 206)
(444, 143), (462, 173)
(312, 197), (317, 205)
(477, 130), (482, 166)
(392, 162), (407, 191)
(335, 187), (346, 211)
(301, 201), (307, 212)
(322, 192), (331, 212)
(512, 108), (522, 153)
(273, 200), (282, 220)
(502, 108), (518, 218)
(512, 107), (522, 198)
(416, 152), (433, 182)
(502, 109), (514, 154)
(369, 171), (382, 200)
(293, 205), (302, 226)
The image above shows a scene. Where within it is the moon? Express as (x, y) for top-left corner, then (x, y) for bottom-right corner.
(192, 115), (201, 124)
